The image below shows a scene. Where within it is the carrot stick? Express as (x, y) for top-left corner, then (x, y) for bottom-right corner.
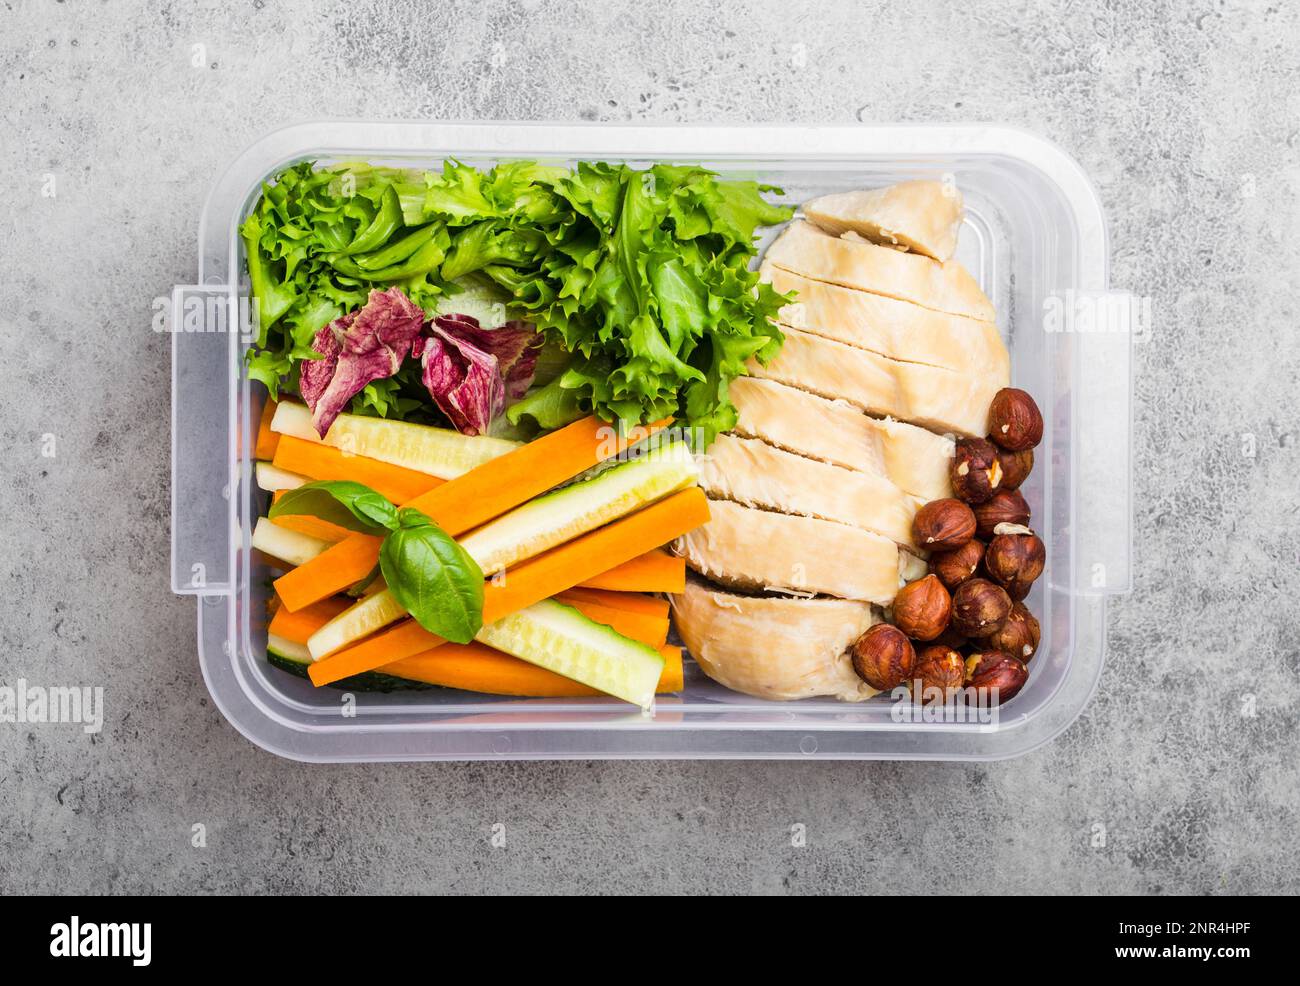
(308, 488), (709, 686)
(275, 415), (670, 612)
(274, 534), (383, 612)
(273, 435), (444, 504)
(658, 645), (684, 692)
(579, 549), (685, 593)
(268, 596), (352, 644)
(381, 642), (683, 697)
(402, 415), (671, 535)
(560, 601), (670, 647)
(556, 587), (670, 620)
(270, 513), (353, 543)
(255, 398), (280, 460)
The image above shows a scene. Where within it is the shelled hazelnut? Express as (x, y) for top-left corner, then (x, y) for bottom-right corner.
(912, 645), (966, 703)
(929, 538), (985, 591)
(996, 446), (1033, 490)
(972, 489), (1030, 540)
(851, 623), (916, 691)
(911, 498), (976, 551)
(950, 578), (1012, 637)
(964, 650), (1030, 705)
(891, 574), (952, 641)
(988, 602), (1041, 662)
(949, 437), (1003, 504)
(984, 531), (1046, 601)
(988, 388), (1043, 451)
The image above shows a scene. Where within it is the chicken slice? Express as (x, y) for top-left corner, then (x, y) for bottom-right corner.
(750, 326), (998, 437)
(677, 499), (904, 605)
(699, 433), (923, 548)
(765, 219), (994, 321)
(802, 180), (964, 262)
(761, 262), (1009, 380)
(729, 377), (954, 501)
(671, 578), (881, 701)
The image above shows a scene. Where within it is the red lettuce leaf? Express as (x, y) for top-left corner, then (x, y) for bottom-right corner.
(299, 287), (425, 435)
(420, 315), (542, 435)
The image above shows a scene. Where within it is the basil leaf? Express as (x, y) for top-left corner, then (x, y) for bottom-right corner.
(379, 510), (483, 643)
(268, 480), (399, 534)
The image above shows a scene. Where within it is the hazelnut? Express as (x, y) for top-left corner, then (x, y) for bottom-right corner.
(850, 623), (915, 691)
(988, 388), (1043, 451)
(891, 574), (951, 641)
(949, 438), (1003, 504)
(911, 498), (976, 551)
(988, 602), (1041, 662)
(973, 489), (1030, 540)
(951, 578), (1012, 637)
(996, 446), (1034, 490)
(912, 645), (966, 703)
(984, 531), (1046, 600)
(929, 538), (985, 591)
(964, 650), (1030, 705)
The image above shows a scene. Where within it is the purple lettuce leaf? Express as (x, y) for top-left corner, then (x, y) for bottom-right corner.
(420, 315), (542, 435)
(299, 287), (425, 436)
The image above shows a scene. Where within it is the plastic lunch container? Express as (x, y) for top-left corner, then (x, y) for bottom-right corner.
(170, 121), (1133, 762)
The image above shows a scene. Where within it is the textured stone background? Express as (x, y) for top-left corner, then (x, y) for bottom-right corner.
(2, 0), (1297, 894)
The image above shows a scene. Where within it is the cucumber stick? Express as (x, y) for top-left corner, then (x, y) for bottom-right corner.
(268, 632), (312, 663)
(252, 518), (332, 568)
(476, 599), (664, 710)
(307, 441), (699, 659)
(307, 588), (406, 660)
(256, 461), (309, 492)
(458, 441), (698, 575)
(272, 401), (519, 480)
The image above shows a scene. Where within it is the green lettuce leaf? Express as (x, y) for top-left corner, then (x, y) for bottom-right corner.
(243, 157), (793, 447)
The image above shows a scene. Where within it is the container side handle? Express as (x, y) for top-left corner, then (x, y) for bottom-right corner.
(1068, 290), (1138, 596)
(171, 285), (234, 596)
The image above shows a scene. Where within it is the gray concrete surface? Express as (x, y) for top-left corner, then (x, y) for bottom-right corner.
(1, 0), (1297, 895)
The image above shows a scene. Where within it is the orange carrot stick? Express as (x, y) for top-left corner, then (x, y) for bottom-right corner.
(275, 415), (669, 612)
(559, 601), (670, 647)
(308, 488), (709, 686)
(556, 587), (670, 620)
(274, 534), (384, 612)
(579, 549), (685, 593)
(270, 514), (353, 543)
(381, 642), (683, 696)
(255, 398), (280, 460)
(273, 435), (444, 504)
(657, 645), (684, 692)
(402, 415), (671, 535)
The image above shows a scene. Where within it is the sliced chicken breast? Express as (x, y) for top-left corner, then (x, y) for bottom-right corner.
(765, 219), (994, 321)
(762, 262), (1009, 380)
(671, 579), (880, 701)
(802, 180), (964, 262)
(677, 498), (904, 605)
(699, 433), (923, 548)
(750, 326), (998, 437)
(729, 377), (954, 501)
